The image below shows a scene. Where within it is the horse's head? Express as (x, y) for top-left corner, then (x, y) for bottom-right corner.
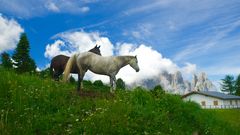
(89, 44), (102, 56)
(129, 56), (140, 72)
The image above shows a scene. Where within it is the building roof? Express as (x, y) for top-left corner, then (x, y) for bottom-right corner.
(182, 91), (240, 100)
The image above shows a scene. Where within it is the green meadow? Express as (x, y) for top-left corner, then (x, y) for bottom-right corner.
(205, 109), (240, 130)
(0, 67), (239, 135)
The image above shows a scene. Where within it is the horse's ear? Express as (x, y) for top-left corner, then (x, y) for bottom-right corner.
(97, 45), (101, 49)
(95, 44), (98, 48)
(135, 55), (137, 58)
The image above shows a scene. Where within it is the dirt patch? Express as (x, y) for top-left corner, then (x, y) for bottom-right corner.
(70, 90), (115, 99)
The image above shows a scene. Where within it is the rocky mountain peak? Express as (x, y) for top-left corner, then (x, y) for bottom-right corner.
(138, 71), (217, 95)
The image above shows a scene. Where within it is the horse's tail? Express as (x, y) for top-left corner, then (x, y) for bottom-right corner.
(63, 54), (77, 82)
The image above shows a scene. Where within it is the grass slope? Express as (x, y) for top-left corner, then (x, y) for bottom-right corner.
(0, 68), (239, 135)
(206, 109), (240, 130)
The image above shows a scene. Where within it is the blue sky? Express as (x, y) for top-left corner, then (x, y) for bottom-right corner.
(0, 0), (240, 87)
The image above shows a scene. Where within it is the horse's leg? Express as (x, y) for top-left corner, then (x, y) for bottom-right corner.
(77, 73), (81, 93)
(53, 70), (59, 81)
(109, 76), (113, 93)
(76, 62), (86, 93)
(113, 75), (117, 90)
(77, 70), (86, 93)
(55, 69), (64, 81)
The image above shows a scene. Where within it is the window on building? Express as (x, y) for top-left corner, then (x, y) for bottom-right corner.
(235, 100), (238, 105)
(201, 101), (206, 106)
(230, 100), (232, 105)
(213, 101), (218, 106)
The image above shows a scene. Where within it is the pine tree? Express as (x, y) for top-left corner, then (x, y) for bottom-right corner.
(235, 74), (240, 96)
(221, 75), (235, 94)
(12, 33), (36, 73)
(1, 52), (12, 68)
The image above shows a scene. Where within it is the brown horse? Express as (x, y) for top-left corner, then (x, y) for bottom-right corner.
(50, 45), (101, 81)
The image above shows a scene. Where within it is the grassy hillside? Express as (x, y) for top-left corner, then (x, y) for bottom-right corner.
(0, 68), (239, 135)
(206, 109), (240, 130)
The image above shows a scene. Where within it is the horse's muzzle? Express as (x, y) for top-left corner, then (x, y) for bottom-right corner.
(136, 69), (140, 72)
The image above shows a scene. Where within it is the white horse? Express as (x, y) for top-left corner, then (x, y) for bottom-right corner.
(63, 52), (140, 93)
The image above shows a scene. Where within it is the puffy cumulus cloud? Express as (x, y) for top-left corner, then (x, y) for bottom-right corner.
(0, 15), (24, 53)
(44, 40), (72, 58)
(180, 62), (197, 80)
(59, 31), (113, 56)
(44, 31), (114, 59)
(180, 62), (196, 75)
(116, 44), (179, 84)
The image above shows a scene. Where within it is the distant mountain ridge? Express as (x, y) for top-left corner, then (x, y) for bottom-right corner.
(137, 71), (217, 95)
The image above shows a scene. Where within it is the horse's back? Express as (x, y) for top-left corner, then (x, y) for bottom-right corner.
(78, 52), (112, 64)
(51, 55), (69, 63)
(51, 55), (70, 69)
(77, 52), (117, 74)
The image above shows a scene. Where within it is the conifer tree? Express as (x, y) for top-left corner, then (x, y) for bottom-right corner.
(221, 75), (235, 94)
(235, 74), (240, 96)
(12, 33), (36, 73)
(1, 52), (12, 68)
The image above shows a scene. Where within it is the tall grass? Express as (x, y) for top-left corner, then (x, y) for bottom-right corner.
(0, 68), (239, 134)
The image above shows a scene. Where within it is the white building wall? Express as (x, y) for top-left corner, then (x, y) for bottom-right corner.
(183, 94), (240, 109)
(223, 100), (240, 108)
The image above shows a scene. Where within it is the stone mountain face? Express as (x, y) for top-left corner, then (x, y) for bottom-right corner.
(138, 71), (216, 95)
(192, 72), (217, 92)
(160, 71), (216, 95)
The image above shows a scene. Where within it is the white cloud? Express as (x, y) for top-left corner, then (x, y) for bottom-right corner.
(45, 1), (90, 14)
(59, 31), (113, 56)
(123, 23), (154, 40)
(180, 62), (197, 80)
(174, 20), (240, 62)
(45, 2), (60, 12)
(80, 7), (90, 13)
(44, 40), (72, 58)
(0, 0), (91, 18)
(181, 63), (196, 75)
(123, 0), (172, 16)
(131, 31), (141, 39)
(45, 30), (114, 59)
(116, 44), (179, 84)
(0, 14), (24, 53)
